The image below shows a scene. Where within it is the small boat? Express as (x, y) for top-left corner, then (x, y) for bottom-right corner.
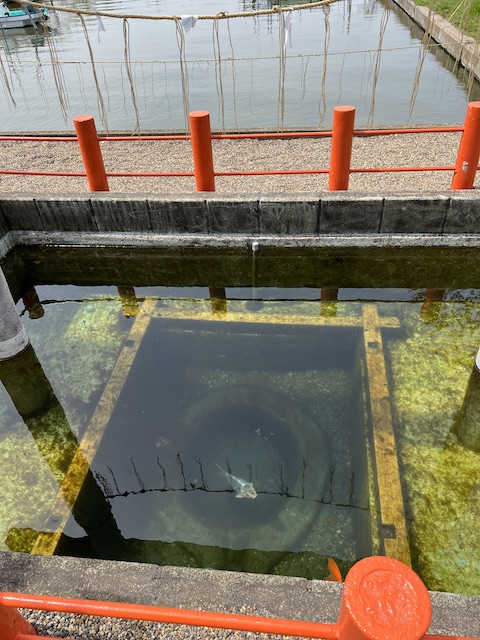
(0, 2), (48, 29)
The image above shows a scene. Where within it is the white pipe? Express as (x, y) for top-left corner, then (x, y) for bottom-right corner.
(0, 267), (29, 361)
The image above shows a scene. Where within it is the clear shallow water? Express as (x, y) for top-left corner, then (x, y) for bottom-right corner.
(1, 245), (480, 593)
(0, 0), (479, 131)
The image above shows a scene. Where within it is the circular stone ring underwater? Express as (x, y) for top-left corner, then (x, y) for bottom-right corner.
(150, 385), (330, 558)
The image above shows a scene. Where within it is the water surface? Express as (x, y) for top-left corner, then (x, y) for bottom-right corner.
(0, 0), (478, 131)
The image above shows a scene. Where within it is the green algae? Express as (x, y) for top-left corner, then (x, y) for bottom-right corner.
(385, 301), (480, 595)
(0, 423), (59, 552)
(23, 301), (128, 435)
(0, 298), (132, 555)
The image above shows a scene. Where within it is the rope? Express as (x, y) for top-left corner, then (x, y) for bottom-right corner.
(409, 8), (434, 117)
(368, 6), (390, 127)
(122, 17), (140, 131)
(40, 11), (69, 121)
(0, 127), (465, 142)
(0, 52), (16, 108)
(212, 19), (226, 132)
(319, 5), (330, 126)
(175, 19), (190, 129)
(78, 12), (108, 130)
(8, 43), (446, 66)
(0, 167), (460, 178)
(20, 0), (342, 20)
(278, 11), (287, 130)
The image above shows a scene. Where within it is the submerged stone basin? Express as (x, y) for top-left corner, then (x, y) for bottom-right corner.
(0, 191), (480, 636)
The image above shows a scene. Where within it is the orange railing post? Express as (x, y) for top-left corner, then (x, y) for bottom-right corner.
(329, 105), (356, 191)
(73, 115), (109, 192)
(189, 110), (215, 192)
(451, 101), (480, 190)
(0, 599), (37, 640)
(338, 556), (431, 640)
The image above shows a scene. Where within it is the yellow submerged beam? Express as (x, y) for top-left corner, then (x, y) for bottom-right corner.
(31, 299), (157, 556)
(151, 305), (400, 329)
(362, 303), (411, 566)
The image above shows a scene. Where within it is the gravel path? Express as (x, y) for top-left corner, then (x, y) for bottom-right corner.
(22, 606), (305, 640)
(0, 131), (476, 194)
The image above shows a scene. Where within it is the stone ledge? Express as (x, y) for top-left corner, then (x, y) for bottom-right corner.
(0, 552), (479, 637)
(1, 192), (480, 237)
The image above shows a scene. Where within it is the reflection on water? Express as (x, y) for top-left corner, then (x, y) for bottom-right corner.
(0, 0), (478, 131)
(1, 245), (480, 592)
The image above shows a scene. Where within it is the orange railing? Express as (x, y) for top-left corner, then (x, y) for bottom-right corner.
(0, 557), (478, 640)
(1, 102), (479, 193)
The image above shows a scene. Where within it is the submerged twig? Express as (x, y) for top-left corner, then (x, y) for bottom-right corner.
(131, 457), (146, 491)
(156, 458), (170, 490)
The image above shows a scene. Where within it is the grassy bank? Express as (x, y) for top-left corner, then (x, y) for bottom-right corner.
(413, 0), (480, 39)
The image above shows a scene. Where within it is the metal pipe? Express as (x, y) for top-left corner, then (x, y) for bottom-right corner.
(0, 166), (460, 177)
(0, 267), (29, 361)
(0, 593), (339, 639)
(0, 126), (465, 143)
(0, 601), (37, 640)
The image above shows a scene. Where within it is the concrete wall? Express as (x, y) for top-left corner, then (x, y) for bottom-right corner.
(0, 192), (479, 242)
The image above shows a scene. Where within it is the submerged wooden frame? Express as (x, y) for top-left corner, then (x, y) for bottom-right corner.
(29, 297), (411, 566)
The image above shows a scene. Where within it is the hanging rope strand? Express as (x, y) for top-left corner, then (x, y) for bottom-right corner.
(278, 11), (287, 131)
(0, 52), (16, 108)
(318, 4), (330, 126)
(78, 12), (108, 130)
(122, 17), (140, 131)
(368, 6), (389, 126)
(20, 0), (342, 20)
(175, 18), (190, 130)
(41, 10), (69, 122)
(212, 17), (226, 132)
(226, 17), (239, 130)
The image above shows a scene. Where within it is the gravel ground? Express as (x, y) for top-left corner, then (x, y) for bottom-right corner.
(22, 606), (306, 640)
(0, 131), (477, 194)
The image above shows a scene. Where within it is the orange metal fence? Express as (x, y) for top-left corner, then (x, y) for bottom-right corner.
(0, 557), (479, 640)
(1, 102), (480, 192)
